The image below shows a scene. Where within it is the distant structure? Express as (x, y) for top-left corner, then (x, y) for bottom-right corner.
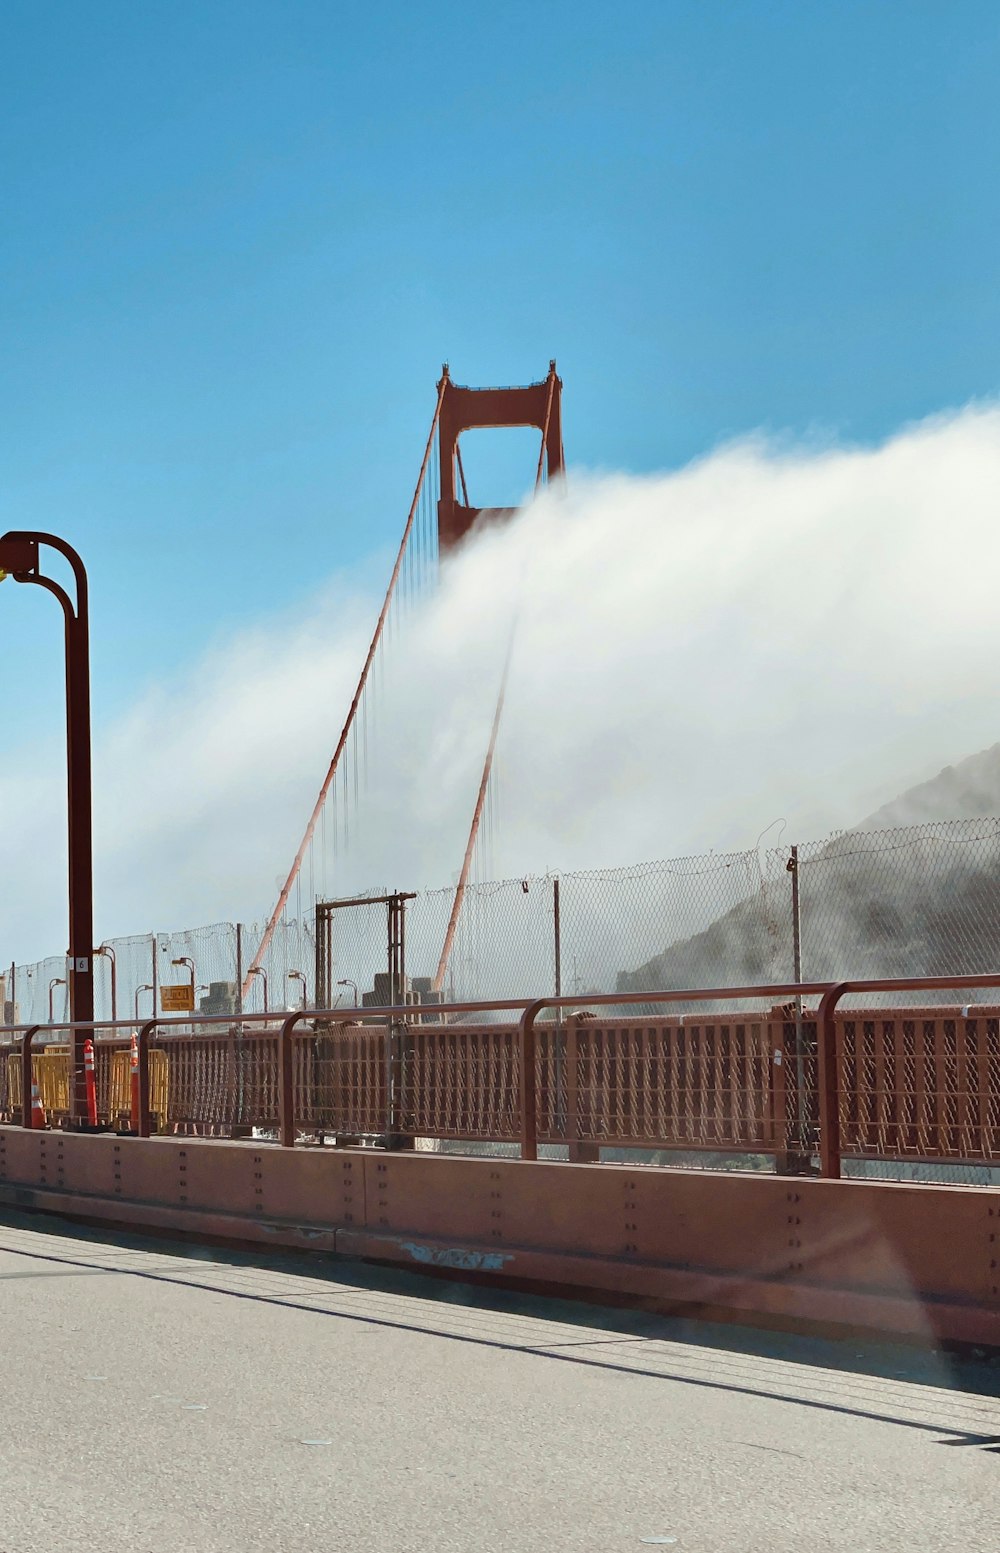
(244, 361), (564, 1005)
(437, 360), (564, 552)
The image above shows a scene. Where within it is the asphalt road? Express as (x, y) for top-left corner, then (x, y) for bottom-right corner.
(0, 1210), (997, 1553)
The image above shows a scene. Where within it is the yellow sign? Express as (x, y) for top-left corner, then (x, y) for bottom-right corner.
(161, 983), (195, 1013)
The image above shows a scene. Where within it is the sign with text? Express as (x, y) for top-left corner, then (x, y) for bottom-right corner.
(161, 983), (195, 1013)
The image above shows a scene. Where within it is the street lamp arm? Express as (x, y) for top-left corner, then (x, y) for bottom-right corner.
(15, 570), (74, 621)
(1, 531), (87, 614)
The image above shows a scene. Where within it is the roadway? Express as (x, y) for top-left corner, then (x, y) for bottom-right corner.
(0, 1209), (997, 1552)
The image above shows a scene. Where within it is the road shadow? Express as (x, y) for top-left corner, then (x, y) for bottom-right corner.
(1, 1202), (997, 1450)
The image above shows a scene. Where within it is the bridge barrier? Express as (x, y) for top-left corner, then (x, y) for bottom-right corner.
(0, 1122), (996, 1347)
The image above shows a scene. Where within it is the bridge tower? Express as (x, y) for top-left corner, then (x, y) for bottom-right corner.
(437, 360), (564, 553)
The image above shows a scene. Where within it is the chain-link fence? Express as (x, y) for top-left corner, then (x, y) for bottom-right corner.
(797, 821), (1000, 986)
(8, 816), (1000, 1023)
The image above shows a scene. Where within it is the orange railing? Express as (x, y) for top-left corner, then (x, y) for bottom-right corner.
(3, 973), (1000, 1179)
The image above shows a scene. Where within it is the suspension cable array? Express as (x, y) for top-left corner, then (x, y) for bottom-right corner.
(245, 362), (563, 1006)
(242, 375), (448, 999)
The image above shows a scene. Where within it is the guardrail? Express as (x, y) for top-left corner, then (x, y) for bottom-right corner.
(3, 973), (1000, 1179)
(813, 974), (1000, 1176)
(134, 999), (537, 1144)
(517, 973), (1000, 1176)
(515, 982), (835, 1164)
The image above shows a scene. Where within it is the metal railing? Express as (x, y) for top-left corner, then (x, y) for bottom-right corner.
(3, 972), (1000, 1180)
(814, 974), (1000, 1177)
(133, 1000), (537, 1145)
(517, 973), (1000, 1176)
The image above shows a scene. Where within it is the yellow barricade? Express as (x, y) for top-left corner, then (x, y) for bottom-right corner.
(5, 1045), (167, 1129)
(6, 1048), (71, 1118)
(5, 1051), (19, 1114)
(109, 1048), (168, 1130)
(36, 1048), (71, 1116)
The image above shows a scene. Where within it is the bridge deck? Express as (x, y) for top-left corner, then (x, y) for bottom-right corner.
(0, 1212), (997, 1552)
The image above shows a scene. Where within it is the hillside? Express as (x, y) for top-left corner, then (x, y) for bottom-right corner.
(856, 743), (1000, 831)
(618, 744), (1000, 994)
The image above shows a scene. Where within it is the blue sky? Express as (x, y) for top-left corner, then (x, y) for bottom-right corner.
(2, 0), (998, 746)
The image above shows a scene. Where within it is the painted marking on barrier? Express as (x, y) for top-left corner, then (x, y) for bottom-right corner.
(399, 1241), (513, 1272)
(261, 1223), (336, 1243)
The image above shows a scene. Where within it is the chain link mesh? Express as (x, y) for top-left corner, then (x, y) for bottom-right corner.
(798, 819), (1000, 993)
(6, 816), (1000, 1179)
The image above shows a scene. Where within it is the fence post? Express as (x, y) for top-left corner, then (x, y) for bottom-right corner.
(518, 1000), (543, 1160)
(137, 1018), (158, 1137)
(565, 1012), (578, 1153)
(278, 1012), (299, 1147)
(769, 1005), (789, 1170)
(232, 924), (248, 1132)
(20, 1025), (41, 1128)
(553, 878), (562, 1002)
(817, 983), (847, 1178)
(784, 845), (810, 1168)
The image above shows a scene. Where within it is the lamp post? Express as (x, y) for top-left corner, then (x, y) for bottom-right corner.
(48, 976), (66, 1023)
(135, 984), (153, 1022)
(94, 943), (117, 1023)
(1, 531), (94, 1124)
(171, 956), (196, 998)
(337, 978), (359, 1006)
(249, 966), (268, 1014)
(288, 970), (307, 1008)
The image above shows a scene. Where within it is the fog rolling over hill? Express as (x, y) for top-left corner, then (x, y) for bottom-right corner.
(617, 744), (1000, 997)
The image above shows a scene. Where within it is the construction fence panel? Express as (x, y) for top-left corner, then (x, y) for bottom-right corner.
(10, 954), (72, 1026)
(156, 923), (239, 1016)
(241, 915), (317, 1014)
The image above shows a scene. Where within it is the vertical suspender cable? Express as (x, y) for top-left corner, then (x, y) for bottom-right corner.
(243, 376), (449, 998)
(431, 634), (513, 994)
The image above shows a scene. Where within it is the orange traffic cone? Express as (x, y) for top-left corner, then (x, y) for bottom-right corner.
(30, 1080), (47, 1129)
(83, 1038), (98, 1127)
(129, 1034), (140, 1131)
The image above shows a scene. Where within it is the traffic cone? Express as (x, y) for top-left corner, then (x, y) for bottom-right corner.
(83, 1038), (98, 1127)
(30, 1080), (47, 1129)
(129, 1034), (140, 1132)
